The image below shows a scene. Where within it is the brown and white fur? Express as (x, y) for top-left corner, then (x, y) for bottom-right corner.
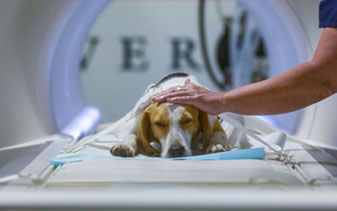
(98, 73), (231, 158)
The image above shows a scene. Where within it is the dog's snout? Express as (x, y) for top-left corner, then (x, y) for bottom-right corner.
(168, 145), (185, 157)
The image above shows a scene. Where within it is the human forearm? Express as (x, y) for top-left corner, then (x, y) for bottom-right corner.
(221, 61), (335, 115)
(153, 61), (335, 115)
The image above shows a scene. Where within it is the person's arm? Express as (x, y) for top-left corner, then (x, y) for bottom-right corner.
(152, 28), (337, 115)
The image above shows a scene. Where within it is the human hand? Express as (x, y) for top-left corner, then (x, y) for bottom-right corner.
(152, 79), (225, 115)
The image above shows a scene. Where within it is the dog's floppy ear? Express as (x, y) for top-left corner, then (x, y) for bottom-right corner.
(137, 105), (159, 156)
(199, 110), (211, 152)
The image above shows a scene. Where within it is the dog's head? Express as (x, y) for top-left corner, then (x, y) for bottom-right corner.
(136, 102), (210, 158)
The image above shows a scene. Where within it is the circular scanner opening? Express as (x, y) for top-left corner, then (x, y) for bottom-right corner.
(50, 0), (311, 134)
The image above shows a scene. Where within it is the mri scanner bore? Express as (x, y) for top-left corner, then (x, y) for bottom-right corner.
(79, 0), (281, 128)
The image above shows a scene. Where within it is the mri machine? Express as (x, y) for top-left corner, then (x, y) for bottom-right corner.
(1, 0), (337, 209)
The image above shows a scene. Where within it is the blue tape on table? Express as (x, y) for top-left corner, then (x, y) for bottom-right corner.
(50, 148), (265, 166)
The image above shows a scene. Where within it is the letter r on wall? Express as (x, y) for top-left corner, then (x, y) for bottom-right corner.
(170, 37), (200, 71)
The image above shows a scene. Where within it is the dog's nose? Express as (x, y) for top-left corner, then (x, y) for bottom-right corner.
(168, 146), (185, 157)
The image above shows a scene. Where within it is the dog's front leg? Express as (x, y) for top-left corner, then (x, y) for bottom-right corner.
(110, 134), (138, 157)
(206, 131), (231, 154)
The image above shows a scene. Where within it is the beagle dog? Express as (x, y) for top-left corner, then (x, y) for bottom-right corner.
(107, 73), (231, 158)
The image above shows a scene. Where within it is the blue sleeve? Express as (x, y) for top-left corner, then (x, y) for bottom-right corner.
(319, 0), (337, 27)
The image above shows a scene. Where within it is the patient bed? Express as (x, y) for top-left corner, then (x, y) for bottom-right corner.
(1, 114), (337, 210)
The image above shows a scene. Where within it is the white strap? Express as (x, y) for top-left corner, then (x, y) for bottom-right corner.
(221, 113), (284, 156)
(0, 173), (39, 185)
(0, 174), (20, 184)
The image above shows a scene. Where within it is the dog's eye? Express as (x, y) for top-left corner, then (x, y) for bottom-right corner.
(155, 122), (167, 127)
(181, 119), (192, 124)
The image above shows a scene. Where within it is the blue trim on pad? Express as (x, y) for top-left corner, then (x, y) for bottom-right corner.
(51, 148), (265, 166)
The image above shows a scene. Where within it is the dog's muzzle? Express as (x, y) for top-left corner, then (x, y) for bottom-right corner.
(168, 145), (185, 157)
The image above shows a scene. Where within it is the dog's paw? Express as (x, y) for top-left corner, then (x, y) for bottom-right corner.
(206, 144), (231, 154)
(110, 144), (135, 157)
